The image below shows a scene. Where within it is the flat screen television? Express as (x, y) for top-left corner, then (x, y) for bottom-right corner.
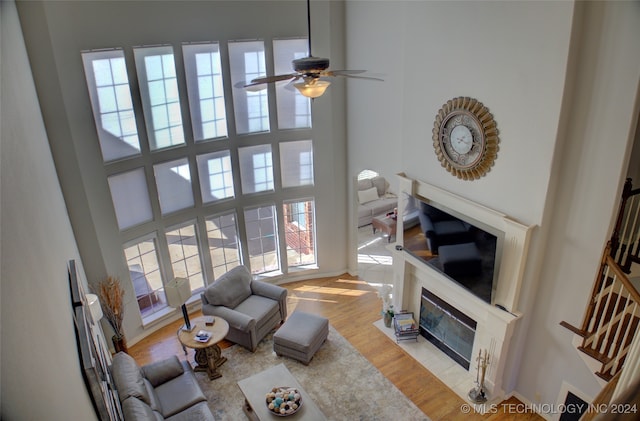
(401, 194), (503, 304)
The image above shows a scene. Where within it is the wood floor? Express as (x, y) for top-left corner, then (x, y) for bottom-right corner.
(129, 274), (542, 421)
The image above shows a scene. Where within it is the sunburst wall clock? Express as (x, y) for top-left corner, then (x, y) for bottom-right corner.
(433, 97), (499, 180)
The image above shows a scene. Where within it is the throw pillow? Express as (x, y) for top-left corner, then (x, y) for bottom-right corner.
(371, 176), (388, 197)
(111, 352), (151, 405)
(357, 178), (373, 191)
(358, 187), (379, 204)
(142, 355), (184, 387)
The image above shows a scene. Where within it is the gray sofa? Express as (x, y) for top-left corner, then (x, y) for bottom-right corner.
(201, 265), (287, 352)
(357, 175), (397, 227)
(111, 352), (214, 421)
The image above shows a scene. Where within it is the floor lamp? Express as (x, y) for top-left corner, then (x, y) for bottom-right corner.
(165, 277), (194, 332)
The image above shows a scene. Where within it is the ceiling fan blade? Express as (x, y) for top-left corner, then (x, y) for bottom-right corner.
(322, 70), (366, 76)
(245, 73), (298, 87)
(338, 74), (385, 82)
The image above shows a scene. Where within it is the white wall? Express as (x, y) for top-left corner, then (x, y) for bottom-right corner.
(346, 0), (640, 411)
(0, 1), (96, 418)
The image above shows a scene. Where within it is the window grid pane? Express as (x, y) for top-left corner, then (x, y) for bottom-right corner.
(229, 41), (270, 135)
(244, 205), (279, 274)
(82, 50), (141, 162)
(273, 39), (311, 129)
(183, 43), (228, 141)
(124, 238), (166, 319)
(206, 212), (242, 280)
(196, 151), (235, 203)
(239, 145), (274, 194)
(280, 140), (314, 188)
(153, 158), (194, 215)
(108, 168), (153, 230)
(134, 46), (185, 150)
(284, 199), (316, 267)
(166, 224), (204, 293)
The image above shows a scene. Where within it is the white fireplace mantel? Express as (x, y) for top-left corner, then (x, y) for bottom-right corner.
(391, 174), (535, 400)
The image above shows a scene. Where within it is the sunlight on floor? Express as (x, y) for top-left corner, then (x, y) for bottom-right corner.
(288, 296), (339, 304)
(357, 254), (393, 265)
(293, 285), (369, 296)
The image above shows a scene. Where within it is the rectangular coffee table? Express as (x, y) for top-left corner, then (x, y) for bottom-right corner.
(237, 363), (326, 420)
(372, 213), (397, 242)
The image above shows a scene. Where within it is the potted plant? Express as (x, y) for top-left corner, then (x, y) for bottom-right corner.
(378, 284), (395, 328)
(96, 276), (127, 353)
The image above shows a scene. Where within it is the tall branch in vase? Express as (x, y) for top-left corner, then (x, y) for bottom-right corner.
(96, 276), (127, 353)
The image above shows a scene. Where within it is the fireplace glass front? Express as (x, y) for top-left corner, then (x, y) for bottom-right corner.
(419, 288), (477, 370)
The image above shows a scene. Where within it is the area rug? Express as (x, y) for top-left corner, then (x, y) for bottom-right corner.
(195, 326), (429, 420)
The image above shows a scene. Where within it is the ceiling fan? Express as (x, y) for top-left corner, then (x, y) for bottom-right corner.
(244, 0), (382, 99)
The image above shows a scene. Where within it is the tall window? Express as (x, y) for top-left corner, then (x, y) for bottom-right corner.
(166, 223), (204, 292)
(124, 236), (166, 318)
(134, 46), (185, 150)
(82, 49), (141, 162)
(244, 205), (280, 274)
(284, 199), (316, 267)
(85, 37), (318, 323)
(229, 41), (269, 134)
(183, 43), (228, 141)
(196, 151), (235, 203)
(206, 212), (241, 279)
(273, 39), (311, 129)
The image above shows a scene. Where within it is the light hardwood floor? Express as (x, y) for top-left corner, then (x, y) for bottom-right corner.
(129, 274), (542, 421)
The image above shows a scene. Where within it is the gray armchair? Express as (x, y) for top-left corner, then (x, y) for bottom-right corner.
(200, 265), (287, 352)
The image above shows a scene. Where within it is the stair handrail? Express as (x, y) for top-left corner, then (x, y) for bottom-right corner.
(603, 254), (640, 305)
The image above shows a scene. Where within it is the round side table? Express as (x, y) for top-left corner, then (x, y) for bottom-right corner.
(178, 316), (229, 380)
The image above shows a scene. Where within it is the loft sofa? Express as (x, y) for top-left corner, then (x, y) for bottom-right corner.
(111, 352), (214, 421)
(201, 265), (287, 352)
(357, 175), (397, 227)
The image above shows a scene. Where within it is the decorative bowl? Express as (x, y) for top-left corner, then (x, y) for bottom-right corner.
(265, 386), (302, 416)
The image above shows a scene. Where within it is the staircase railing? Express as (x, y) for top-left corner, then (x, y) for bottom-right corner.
(610, 178), (640, 273)
(561, 178), (640, 382)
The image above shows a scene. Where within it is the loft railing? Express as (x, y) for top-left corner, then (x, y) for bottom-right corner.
(561, 178), (640, 382)
(610, 178), (640, 273)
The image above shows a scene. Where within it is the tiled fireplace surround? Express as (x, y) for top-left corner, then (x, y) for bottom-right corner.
(383, 174), (534, 403)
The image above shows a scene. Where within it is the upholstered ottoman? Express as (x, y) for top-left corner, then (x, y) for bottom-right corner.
(273, 311), (329, 365)
(438, 242), (482, 277)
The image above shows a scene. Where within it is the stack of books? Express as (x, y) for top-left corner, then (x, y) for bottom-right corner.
(393, 312), (419, 343)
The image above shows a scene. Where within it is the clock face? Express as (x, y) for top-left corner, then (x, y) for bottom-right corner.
(432, 97), (499, 180)
(449, 124), (473, 155)
(440, 111), (485, 169)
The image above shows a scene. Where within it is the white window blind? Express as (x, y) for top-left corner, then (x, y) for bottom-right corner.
(238, 144), (274, 194)
(182, 43), (228, 141)
(273, 39), (311, 129)
(153, 158), (194, 215)
(228, 41), (270, 134)
(108, 168), (153, 230)
(82, 49), (141, 162)
(196, 150), (235, 203)
(280, 140), (314, 188)
(134, 45), (185, 150)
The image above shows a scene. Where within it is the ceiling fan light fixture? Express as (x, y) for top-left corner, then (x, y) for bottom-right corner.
(294, 80), (331, 98)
